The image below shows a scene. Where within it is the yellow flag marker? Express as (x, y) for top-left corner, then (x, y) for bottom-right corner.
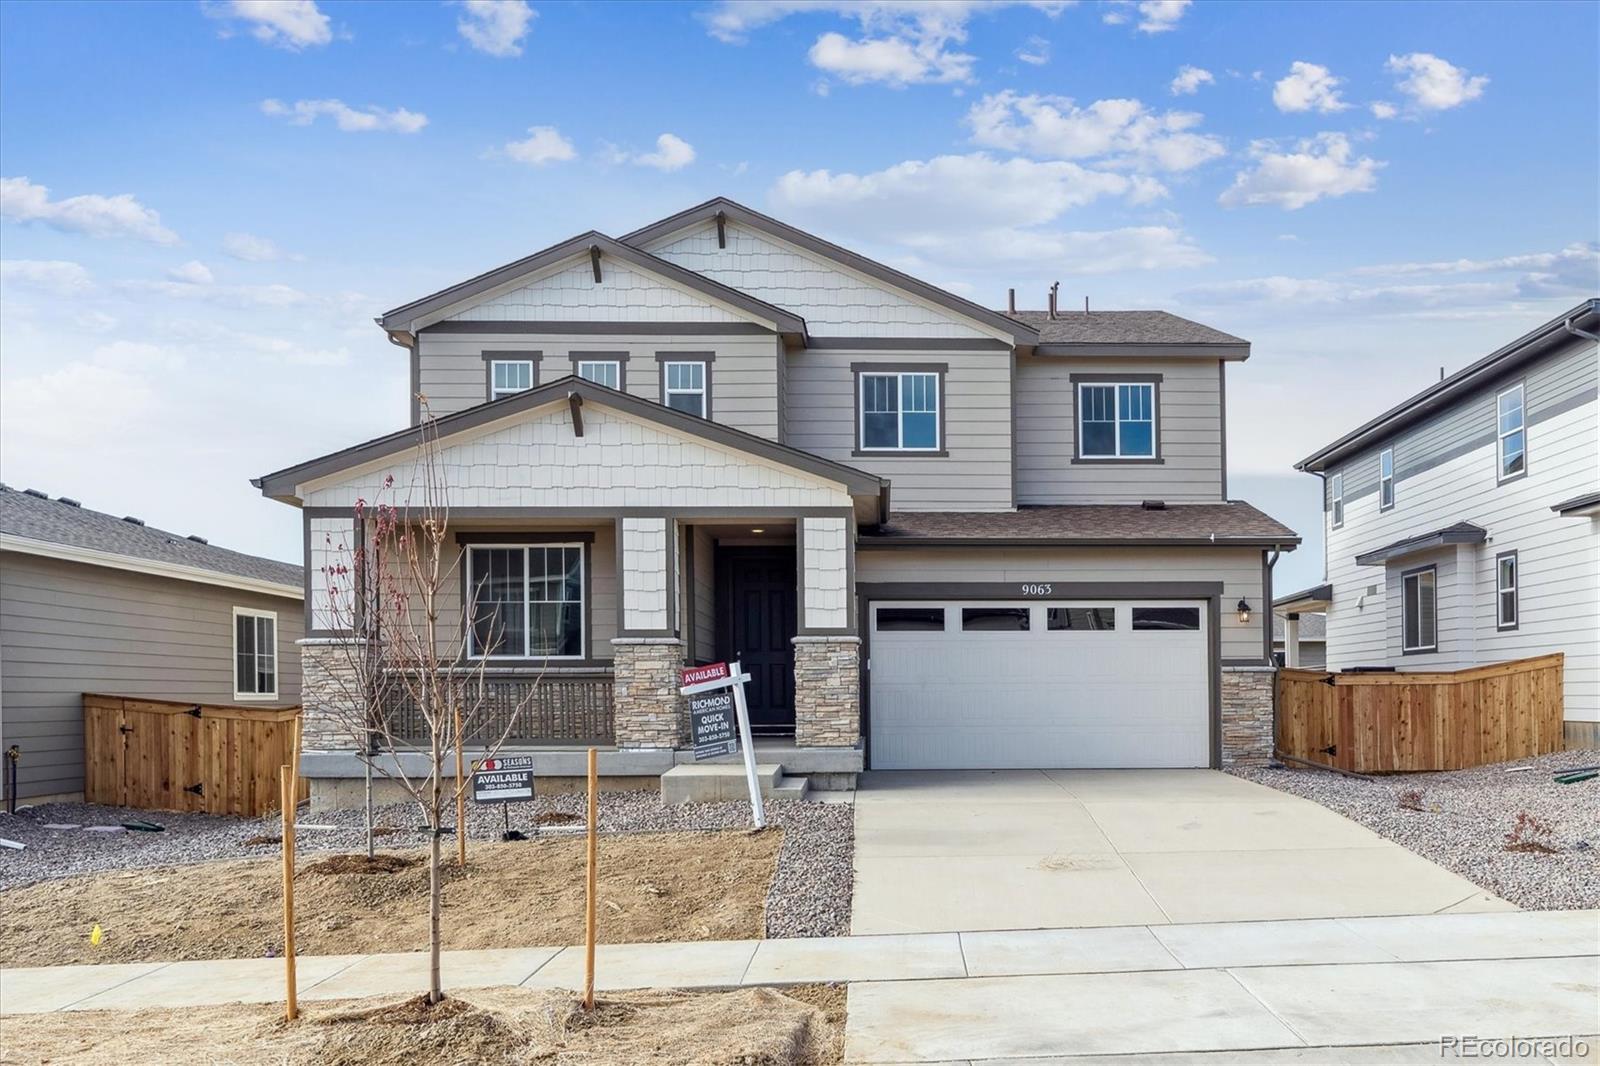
(89, 924), (104, 946)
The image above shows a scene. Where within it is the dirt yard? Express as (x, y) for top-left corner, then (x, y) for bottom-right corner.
(0, 830), (781, 968)
(0, 984), (847, 1066)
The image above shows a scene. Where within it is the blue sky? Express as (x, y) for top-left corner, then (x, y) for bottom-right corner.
(2, 0), (1596, 594)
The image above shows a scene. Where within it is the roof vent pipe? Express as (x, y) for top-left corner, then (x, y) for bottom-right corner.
(1085, 296), (1090, 315)
(1007, 288), (1016, 314)
(1048, 281), (1059, 320)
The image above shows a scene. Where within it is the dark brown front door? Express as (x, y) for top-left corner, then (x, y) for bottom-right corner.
(717, 547), (796, 733)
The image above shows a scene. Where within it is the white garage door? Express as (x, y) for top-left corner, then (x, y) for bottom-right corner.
(868, 599), (1211, 769)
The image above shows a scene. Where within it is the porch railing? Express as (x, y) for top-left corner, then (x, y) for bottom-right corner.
(382, 670), (615, 745)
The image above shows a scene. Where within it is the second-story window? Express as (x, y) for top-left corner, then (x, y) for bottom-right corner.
(577, 360), (621, 389)
(662, 360), (708, 417)
(1077, 382), (1156, 459)
(1379, 448), (1395, 511)
(1497, 382), (1526, 482)
(490, 359), (534, 400)
(1331, 472), (1344, 528)
(859, 371), (940, 452)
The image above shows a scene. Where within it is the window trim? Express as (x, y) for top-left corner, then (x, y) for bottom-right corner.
(1401, 564), (1438, 655)
(463, 540), (588, 661)
(1330, 471), (1345, 529)
(656, 352), (714, 418)
(1496, 380), (1528, 484)
(851, 362), (949, 457)
(232, 606), (279, 702)
(482, 350), (541, 402)
(1070, 373), (1163, 464)
(569, 351), (628, 390)
(1495, 549), (1519, 631)
(1379, 448), (1395, 512)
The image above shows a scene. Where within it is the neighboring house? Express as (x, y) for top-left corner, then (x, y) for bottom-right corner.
(0, 485), (304, 801)
(1292, 300), (1599, 747)
(1270, 608), (1326, 669)
(255, 197), (1297, 796)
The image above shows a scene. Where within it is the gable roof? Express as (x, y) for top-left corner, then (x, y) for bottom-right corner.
(0, 483), (302, 595)
(254, 376), (889, 512)
(620, 198), (1040, 346)
(378, 231), (808, 340)
(1007, 310), (1250, 359)
(1297, 299), (1600, 473)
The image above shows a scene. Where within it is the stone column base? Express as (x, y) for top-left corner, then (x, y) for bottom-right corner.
(297, 637), (366, 752)
(612, 638), (685, 749)
(1221, 665), (1276, 767)
(793, 636), (861, 748)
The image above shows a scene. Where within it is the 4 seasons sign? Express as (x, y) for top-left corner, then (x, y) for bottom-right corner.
(472, 755), (535, 803)
(678, 661), (766, 828)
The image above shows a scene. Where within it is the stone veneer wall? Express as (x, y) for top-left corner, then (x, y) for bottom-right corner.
(297, 638), (365, 751)
(612, 637), (685, 748)
(1221, 665), (1276, 767)
(793, 636), (861, 747)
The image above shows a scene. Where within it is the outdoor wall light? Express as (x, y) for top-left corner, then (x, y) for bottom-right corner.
(1236, 598), (1253, 624)
(750, 528), (765, 534)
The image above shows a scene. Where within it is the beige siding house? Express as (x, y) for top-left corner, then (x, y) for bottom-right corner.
(256, 198), (1298, 799)
(0, 486), (303, 801)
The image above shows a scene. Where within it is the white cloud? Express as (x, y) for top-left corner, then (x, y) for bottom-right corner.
(808, 29), (972, 86)
(0, 259), (93, 295)
(0, 176), (179, 244)
(1219, 133), (1381, 210)
(119, 277), (314, 309)
(966, 91), (1224, 172)
(1370, 100), (1398, 120)
(1349, 243), (1599, 297)
(209, 0), (332, 50)
(610, 133), (697, 172)
(1169, 65), (1213, 95)
(1272, 61), (1349, 113)
(456, 0), (536, 58)
(1016, 35), (1051, 65)
(500, 125), (577, 166)
(261, 99), (428, 134)
(1385, 52), (1488, 112)
(223, 232), (286, 261)
(1104, 0), (1190, 33)
(166, 260), (214, 285)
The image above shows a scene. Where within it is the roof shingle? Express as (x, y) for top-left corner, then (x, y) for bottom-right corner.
(861, 503), (1298, 545)
(1003, 310), (1248, 347)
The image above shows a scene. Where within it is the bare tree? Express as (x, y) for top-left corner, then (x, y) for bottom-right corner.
(313, 404), (543, 1004)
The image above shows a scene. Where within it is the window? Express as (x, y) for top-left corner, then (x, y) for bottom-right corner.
(1496, 551), (1518, 630)
(490, 359), (534, 400)
(467, 544), (584, 658)
(1047, 607), (1115, 631)
(576, 360), (621, 390)
(961, 607), (1030, 631)
(1379, 448), (1395, 511)
(1077, 381), (1156, 459)
(1131, 606), (1200, 631)
(1331, 472), (1345, 529)
(662, 361), (708, 417)
(1497, 382), (1526, 482)
(875, 607), (945, 632)
(233, 608), (278, 700)
(859, 372), (940, 452)
(1402, 566), (1437, 653)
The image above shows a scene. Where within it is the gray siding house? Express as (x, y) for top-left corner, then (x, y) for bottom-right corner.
(256, 198), (1298, 798)
(0, 486), (304, 800)
(1292, 301), (1599, 746)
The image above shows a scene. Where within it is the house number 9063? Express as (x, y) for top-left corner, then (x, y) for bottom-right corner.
(1020, 583), (1053, 596)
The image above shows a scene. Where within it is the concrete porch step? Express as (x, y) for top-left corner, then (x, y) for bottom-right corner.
(660, 763), (808, 804)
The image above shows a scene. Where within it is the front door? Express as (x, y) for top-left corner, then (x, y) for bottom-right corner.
(717, 548), (796, 734)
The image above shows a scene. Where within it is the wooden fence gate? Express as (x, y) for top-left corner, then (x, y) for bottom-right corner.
(84, 694), (305, 816)
(1276, 653), (1564, 773)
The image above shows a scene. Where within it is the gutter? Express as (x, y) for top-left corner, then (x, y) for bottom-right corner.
(856, 537), (1301, 550)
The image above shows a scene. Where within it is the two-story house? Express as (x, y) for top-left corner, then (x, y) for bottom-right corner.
(1283, 300), (1599, 748)
(255, 198), (1297, 800)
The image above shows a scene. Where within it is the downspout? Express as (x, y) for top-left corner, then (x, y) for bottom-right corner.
(1265, 546), (1282, 767)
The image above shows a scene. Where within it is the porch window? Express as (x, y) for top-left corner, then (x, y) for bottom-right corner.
(1497, 382), (1526, 482)
(577, 360), (621, 390)
(490, 359), (535, 400)
(859, 372), (940, 451)
(467, 544), (584, 658)
(233, 607), (278, 700)
(662, 361), (707, 417)
(1402, 566), (1436, 653)
(1077, 381), (1156, 459)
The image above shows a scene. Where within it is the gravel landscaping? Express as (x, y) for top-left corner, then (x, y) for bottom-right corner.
(1234, 749), (1600, 911)
(0, 789), (854, 939)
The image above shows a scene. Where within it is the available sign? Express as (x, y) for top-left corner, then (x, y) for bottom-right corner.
(689, 688), (737, 760)
(678, 660), (766, 829)
(472, 754), (535, 804)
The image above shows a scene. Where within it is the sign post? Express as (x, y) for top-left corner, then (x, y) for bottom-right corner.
(679, 661), (765, 829)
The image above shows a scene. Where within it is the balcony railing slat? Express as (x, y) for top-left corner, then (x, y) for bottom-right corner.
(382, 671), (614, 745)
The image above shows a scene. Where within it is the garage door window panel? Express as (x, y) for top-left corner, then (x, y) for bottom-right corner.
(1047, 607), (1116, 631)
(961, 607), (1031, 631)
(1131, 606), (1200, 631)
(876, 607), (946, 632)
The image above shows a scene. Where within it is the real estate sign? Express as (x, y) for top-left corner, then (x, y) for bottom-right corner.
(678, 660), (766, 829)
(688, 687), (738, 760)
(471, 754), (535, 804)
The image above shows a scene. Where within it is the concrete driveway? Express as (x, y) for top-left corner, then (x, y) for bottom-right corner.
(851, 769), (1510, 934)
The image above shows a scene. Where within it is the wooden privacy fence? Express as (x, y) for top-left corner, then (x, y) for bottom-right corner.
(1276, 653), (1564, 773)
(84, 694), (306, 816)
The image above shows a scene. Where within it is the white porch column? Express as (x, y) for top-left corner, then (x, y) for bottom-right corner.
(1284, 613), (1301, 668)
(795, 516), (859, 747)
(618, 516), (674, 635)
(613, 517), (682, 749)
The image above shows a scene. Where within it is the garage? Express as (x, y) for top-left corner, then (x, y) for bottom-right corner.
(867, 599), (1212, 769)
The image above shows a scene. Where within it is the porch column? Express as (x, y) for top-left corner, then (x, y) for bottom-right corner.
(793, 516), (860, 748)
(612, 517), (684, 748)
(1284, 613), (1301, 668)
